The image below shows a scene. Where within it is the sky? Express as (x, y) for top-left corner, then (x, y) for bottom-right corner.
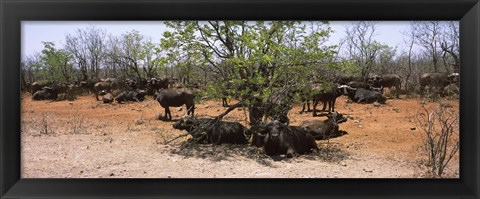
(21, 21), (438, 59)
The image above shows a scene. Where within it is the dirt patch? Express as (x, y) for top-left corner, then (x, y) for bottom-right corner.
(21, 94), (459, 178)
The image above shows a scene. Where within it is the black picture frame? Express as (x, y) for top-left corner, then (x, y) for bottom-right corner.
(1, 0), (479, 198)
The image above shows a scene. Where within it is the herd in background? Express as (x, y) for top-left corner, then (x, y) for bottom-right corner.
(25, 71), (460, 158)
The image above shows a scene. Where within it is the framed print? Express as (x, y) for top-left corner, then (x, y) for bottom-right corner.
(1, 0), (479, 198)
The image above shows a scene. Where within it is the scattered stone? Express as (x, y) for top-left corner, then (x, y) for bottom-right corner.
(69, 102), (73, 105)
(410, 127), (416, 130)
(341, 162), (347, 167)
(80, 171), (83, 173)
(204, 105), (209, 108)
(167, 175), (172, 178)
(353, 120), (359, 124)
(363, 168), (373, 173)
(373, 102), (381, 107)
(109, 173), (115, 176)
(135, 119), (145, 125)
(201, 96), (208, 100)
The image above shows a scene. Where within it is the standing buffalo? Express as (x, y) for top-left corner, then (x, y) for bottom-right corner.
(253, 120), (318, 158)
(156, 89), (195, 121)
(173, 117), (249, 145)
(419, 73), (458, 95)
(311, 85), (347, 116)
(368, 74), (402, 98)
(146, 77), (169, 96)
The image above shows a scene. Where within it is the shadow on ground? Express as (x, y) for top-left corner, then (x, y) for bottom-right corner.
(169, 139), (350, 167)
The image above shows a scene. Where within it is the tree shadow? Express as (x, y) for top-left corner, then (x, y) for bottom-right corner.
(169, 138), (350, 167)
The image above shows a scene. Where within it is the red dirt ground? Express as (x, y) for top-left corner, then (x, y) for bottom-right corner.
(20, 93), (459, 178)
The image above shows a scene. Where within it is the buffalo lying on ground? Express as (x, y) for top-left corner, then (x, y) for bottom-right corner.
(173, 117), (249, 145)
(156, 89), (195, 121)
(30, 82), (48, 94)
(443, 83), (460, 97)
(253, 120), (318, 158)
(94, 81), (117, 101)
(115, 90), (148, 103)
(336, 75), (359, 85)
(344, 87), (386, 104)
(303, 112), (348, 140)
(32, 90), (57, 101)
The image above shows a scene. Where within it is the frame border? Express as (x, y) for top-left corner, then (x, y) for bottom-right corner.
(1, 0), (479, 198)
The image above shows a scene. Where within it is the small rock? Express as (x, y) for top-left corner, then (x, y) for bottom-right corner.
(109, 173), (115, 176)
(80, 171), (83, 173)
(201, 96), (208, 100)
(373, 102), (381, 107)
(341, 162), (347, 167)
(363, 168), (373, 173)
(353, 120), (359, 123)
(167, 175), (172, 178)
(69, 102), (73, 105)
(204, 105), (209, 108)
(410, 127), (416, 130)
(177, 107), (183, 111)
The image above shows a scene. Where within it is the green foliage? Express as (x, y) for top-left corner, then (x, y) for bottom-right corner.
(164, 21), (338, 123)
(39, 41), (73, 83)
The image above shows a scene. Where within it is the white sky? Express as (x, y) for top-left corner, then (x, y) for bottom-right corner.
(21, 21), (442, 59)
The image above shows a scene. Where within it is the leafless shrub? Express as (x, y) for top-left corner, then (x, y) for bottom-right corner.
(71, 113), (85, 134)
(40, 113), (53, 135)
(415, 99), (459, 177)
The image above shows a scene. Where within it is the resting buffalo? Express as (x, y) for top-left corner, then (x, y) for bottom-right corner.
(94, 81), (117, 101)
(253, 120), (318, 158)
(336, 75), (359, 85)
(115, 90), (147, 103)
(419, 73), (458, 95)
(79, 79), (96, 94)
(368, 74), (402, 98)
(303, 112), (348, 140)
(443, 83), (460, 97)
(156, 89), (195, 121)
(173, 117), (249, 145)
(345, 87), (386, 104)
(32, 90), (57, 101)
(30, 82), (48, 94)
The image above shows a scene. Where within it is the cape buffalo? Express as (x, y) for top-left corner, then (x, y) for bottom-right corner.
(173, 117), (249, 145)
(344, 87), (386, 104)
(368, 74), (402, 98)
(303, 112), (348, 140)
(419, 73), (456, 95)
(115, 90), (147, 103)
(254, 120), (318, 158)
(156, 89), (195, 121)
(94, 81), (117, 101)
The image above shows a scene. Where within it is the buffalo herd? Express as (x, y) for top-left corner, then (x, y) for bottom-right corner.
(26, 72), (459, 158)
